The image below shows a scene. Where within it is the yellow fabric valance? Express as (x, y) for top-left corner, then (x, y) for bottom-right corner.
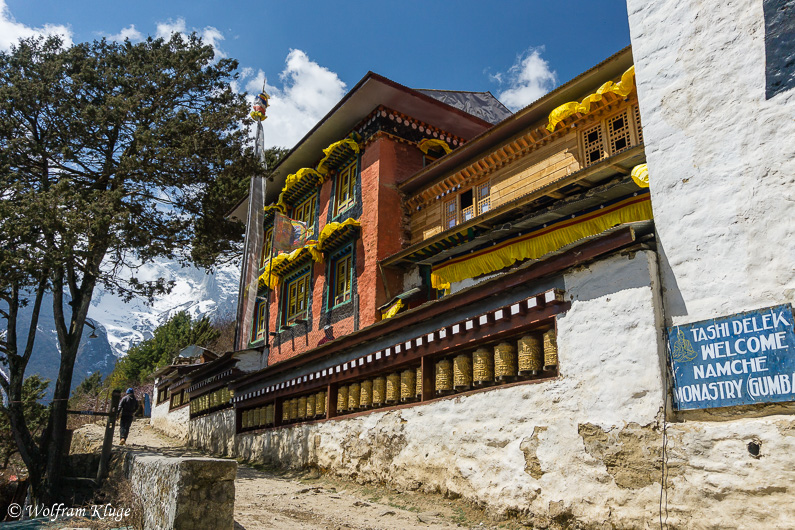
(430, 194), (653, 290)
(546, 66), (636, 132)
(631, 163), (649, 188)
(316, 138), (360, 175)
(317, 218), (361, 252)
(258, 243), (322, 290)
(418, 138), (452, 155)
(382, 299), (404, 319)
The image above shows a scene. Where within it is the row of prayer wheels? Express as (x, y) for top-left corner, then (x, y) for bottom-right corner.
(240, 329), (557, 428)
(281, 390), (328, 423)
(241, 403), (275, 429)
(336, 365), (423, 414)
(436, 329), (557, 393)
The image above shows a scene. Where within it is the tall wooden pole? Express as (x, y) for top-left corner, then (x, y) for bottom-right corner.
(96, 389), (121, 482)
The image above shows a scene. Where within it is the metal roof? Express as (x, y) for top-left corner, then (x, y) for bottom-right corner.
(415, 90), (513, 125)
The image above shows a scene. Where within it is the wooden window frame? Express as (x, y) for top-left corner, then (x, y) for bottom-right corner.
(292, 194), (317, 238)
(580, 104), (643, 167)
(442, 179), (491, 230)
(283, 269), (311, 326)
(333, 160), (357, 217)
(252, 297), (267, 342)
(330, 248), (353, 308)
(259, 227), (274, 269)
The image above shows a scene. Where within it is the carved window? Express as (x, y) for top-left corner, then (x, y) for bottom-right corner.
(334, 160), (357, 216)
(442, 180), (490, 230)
(331, 250), (353, 307)
(259, 227), (273, 269)
(582, 123), (606, 166)
(607, 110), (631, 154)
(284, 270), (311, 324)
(252, 297), (267, 341)
(293, 195), (317, 238)
(633, 105), (644, 145)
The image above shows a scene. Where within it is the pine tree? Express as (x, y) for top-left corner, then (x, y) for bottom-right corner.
(0, 34), (262, 503)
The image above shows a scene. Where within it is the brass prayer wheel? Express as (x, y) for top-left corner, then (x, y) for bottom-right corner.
(253, 407), (262, 426)
(348, 382), (361, 411)
(401, 369), (416, 402)
(373, 376), (386, 406)
(242, 410), (249, 428)
(415, 366), (423, 399)
(306, 395), (316, 418)
(360, 379), (373, 409)
(315, 391), (326, 417)
(289, 398), (298, 421)
(473, 347), (494, 386)
(281, 402), (290, 423)
(518, 334), (544, 376)
(297, 396), (307, 420)
(494, 342), (517, 381)
(337, 385), (349, 413)
(435, 359), (453, 395)
(454, 353), (472, 390)
(386, 372), (400, 403)
(543, 328), (558, 369)
(265, 404), (275, 426)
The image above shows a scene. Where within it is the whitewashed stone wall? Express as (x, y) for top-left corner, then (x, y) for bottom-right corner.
(190, 408), (235, 457)
(627, 0), (795, 323)
(150, 397), (189, 442)
(625, 2), (795, 528)
(222, 251), (672, 527)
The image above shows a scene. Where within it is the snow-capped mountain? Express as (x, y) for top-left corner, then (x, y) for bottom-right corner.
(89, 259), (240, 357)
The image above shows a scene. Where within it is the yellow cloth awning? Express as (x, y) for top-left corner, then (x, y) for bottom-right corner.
(431, 193), (653, 290)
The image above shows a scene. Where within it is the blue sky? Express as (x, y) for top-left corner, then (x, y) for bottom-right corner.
(1, 1), (631, 148)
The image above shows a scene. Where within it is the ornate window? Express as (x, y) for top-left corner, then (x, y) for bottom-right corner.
(284, 270), (311, 324)
(334, 160), (356, 216)
(442, 180), (491, 229)
(331, 249), (353, 307)
(259, 227), (273, 269)
(252, 297), (267, 342)
(293, 195), (317, 237)
(581, 105), (644, 167)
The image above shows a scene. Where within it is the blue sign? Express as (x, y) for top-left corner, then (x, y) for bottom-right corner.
(668, 304), (795, 410)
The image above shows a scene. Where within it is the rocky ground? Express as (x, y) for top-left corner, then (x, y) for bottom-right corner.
(73, 420), (522, 530)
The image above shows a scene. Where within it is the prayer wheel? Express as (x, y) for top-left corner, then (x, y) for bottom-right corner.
(265, 404), (275, 426)
(373, 376), (386, 407)
(253, 407), (261, 427)
(453, 353), (472, 391)
(473, 347), (494, 386)
(349, 382), (361, 411)
(494, 342), (517, 381)
(415, 366), (423, 399)
(289, 398), (298, 421)
(281, 402), (290, 423)
(386, 373), (401, 404)
(297, 396), (307, 420)
(315, 391), (326, 417)
(360, 379), (373, 409)
(242, 410), (249, 428)
(306, 395), (315, 418)
(543, 328), (558, 370)
(518, 334), (544, 376)
(337, 385), (349, 413)
(401, 369), (416, 402)
(435, 359), (453, 395)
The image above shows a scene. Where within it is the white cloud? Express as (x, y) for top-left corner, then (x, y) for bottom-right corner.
(155, 17), (226, 58)
(0, 0), (72, 51)
(493, 47), (557, 112)
(242, 49), (347, 149)
(105, 24), (143, 42)
(155, 17), (186, 39)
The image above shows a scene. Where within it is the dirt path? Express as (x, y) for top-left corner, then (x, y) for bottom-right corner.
(76, 420), (518, 529)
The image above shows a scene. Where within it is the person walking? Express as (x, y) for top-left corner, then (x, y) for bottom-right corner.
(118, 388), (138, 445)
